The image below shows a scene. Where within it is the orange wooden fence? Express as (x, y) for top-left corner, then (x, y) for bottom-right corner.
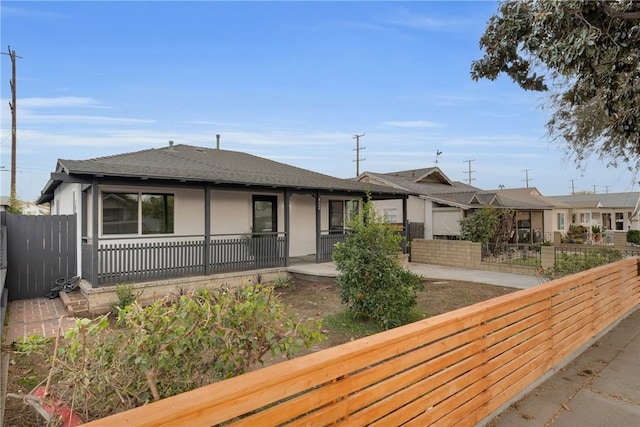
(85, 257), (640, 427)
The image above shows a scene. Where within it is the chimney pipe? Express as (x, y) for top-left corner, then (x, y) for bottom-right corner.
(168, 140), (174, 150)
(216, 134), (220, 149)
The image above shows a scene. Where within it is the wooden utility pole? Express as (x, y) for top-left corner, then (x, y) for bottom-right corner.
(353, 133), (365, 176)
(522, 169), (532, 188)
(2, 46), (20, 198)
(463, 159), (475, 185)
(570, 179), (576, 195)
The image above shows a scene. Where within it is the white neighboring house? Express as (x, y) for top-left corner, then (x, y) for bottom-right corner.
(356, 168), (555, 243)
(549, 192), (640, 241)
(0, 197), (49, 215)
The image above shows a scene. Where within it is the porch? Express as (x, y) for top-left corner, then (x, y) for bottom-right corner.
(81, 231), (349, 286)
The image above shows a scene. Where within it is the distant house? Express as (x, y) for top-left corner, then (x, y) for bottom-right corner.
(0, 197), (49, 215)
(36, 144), (409, 287)
(356, 168), (555, 243)
(549, 192), (640, 241)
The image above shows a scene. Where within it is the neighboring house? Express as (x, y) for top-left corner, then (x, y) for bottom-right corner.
(549, 192), (640, 240)
(357, 168), (556, 243)
(36, 143), (409, 287)
(0, 197), (49, 215)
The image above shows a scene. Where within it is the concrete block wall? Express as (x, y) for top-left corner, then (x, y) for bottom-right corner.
(411, 239), (540, 276)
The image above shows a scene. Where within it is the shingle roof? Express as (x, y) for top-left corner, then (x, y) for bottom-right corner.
(39, 145), (409, 203)
(550, 192), (640, 209)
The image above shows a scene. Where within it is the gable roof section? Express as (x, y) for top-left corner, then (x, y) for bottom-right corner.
(38, 145), (409, 203)
(489, 187), (560, 209)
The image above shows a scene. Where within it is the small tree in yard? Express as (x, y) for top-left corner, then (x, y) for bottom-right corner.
(332, 197), (424, 330)
(460, 206), (516, 248)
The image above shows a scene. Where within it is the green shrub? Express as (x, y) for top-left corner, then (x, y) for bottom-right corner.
(12, 334), (49, 356)
(333, 196), (424, 330)
(50, 285), (324, 420)
(627, 229), (640, 245)
(272, 274), (295, 291)
(543, 247), (623, 279)
(111, 283), (142, 312)
(459, 206), (500, 244)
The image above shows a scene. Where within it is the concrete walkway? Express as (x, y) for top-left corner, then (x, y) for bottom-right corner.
(289, 261), (543, 289)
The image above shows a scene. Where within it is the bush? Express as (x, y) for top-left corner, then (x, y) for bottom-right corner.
(627, 229), (640, 245)
(459, 206), (500, 244)
(48, 285), (324, 421)
(111, 283), (142, 312)
(543, 247), (623, 280)
(332, 196), (424, 330)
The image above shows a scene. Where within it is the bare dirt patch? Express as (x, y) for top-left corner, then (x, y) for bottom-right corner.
(3, 277), (517, 426)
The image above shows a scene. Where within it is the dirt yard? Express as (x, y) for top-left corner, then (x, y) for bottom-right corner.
(2, 278), (517, 426)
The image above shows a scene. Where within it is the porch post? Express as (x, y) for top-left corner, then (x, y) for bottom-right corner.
(91, 180), (99, 285)
(203, 184), (211, 275)
(315, 191), (321, 263)
(284, 189), (290, 267)
(403, 195), (409, 256)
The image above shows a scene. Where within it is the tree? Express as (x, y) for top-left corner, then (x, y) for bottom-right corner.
(471, 1), (640, 171)
(332, 196), (424, 329)
(6, 185), (23, 214)
(460, 206), (516, 248)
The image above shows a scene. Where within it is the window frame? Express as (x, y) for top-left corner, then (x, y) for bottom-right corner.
(252, 195), (278, 234)
(557, 212), (565, 231)
(101, 191), (175, 236)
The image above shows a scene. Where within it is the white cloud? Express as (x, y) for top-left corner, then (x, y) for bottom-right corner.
(383, 8), (470, 31)
(20, 96), (102, 109)
(381, 120), (444, 128)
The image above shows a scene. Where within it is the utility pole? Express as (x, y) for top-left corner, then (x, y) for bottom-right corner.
(463, 159), (475, 185)
(569, 179), (576, 195)
(604, 185), (610, 194)
(353, 133), (365, 176)
(1, 46), (20, 199)
(522, 169), (532, 188)
(592, 185), (597, 194)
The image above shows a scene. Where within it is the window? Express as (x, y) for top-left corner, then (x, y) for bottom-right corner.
(383, 208), (398, 223)
(615, 212), (624, 230)
(142, 194), (174, 234)
(253, 195), (277, 234)
(557, 212), (565, 231)
(102, 192), (174, 235)
(579, 212), (591, 225)
(329, 200), (344, 231)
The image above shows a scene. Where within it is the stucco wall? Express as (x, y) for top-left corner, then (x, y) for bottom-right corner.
(289, 193), (316, 256)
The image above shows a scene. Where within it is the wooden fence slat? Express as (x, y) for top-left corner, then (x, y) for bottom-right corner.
(84, 257), (640, 427)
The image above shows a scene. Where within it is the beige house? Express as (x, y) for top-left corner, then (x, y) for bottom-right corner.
(549, 192), (640, 242)
(357, 168), (555, 243)
(36, 144), (408, 287)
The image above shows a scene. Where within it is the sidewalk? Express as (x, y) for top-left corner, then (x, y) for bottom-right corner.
(487, 308), (640, 427)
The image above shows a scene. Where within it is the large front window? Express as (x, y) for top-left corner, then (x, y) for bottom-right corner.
(102, 192), (174, 235)
(329, 200), (359, 232)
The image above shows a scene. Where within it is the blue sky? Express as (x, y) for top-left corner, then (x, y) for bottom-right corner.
(1, 1), (637, 202)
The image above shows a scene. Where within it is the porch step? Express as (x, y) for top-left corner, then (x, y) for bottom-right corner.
(59, 291), (90, 316)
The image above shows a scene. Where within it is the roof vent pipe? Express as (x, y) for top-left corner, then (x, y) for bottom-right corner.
(168, 140), (174, 150)
(216, 134), (220, 149)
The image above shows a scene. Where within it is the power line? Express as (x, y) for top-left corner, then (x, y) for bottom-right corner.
(353, 133), (366, 176)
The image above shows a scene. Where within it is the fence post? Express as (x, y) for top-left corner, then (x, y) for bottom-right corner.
(541, 246), (555, 269)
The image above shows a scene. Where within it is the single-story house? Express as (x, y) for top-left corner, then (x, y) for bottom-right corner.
(356, 168), (555, 243)
(548, 192), (640, 242)
(36, 143), (409, 287)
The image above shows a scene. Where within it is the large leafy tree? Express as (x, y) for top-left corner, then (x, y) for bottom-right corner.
(471, 1), (640, 170)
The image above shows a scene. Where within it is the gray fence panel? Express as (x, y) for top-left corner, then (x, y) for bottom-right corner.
(5, 214), (77, 300)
